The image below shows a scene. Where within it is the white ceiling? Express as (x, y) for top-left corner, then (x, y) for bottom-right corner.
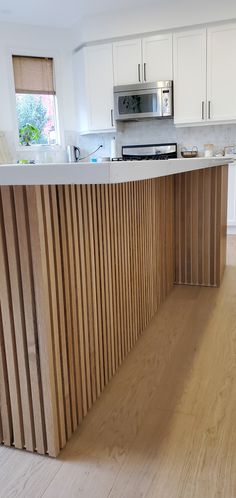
(0, 0), (236, 30)
(0, 0), (157, 28)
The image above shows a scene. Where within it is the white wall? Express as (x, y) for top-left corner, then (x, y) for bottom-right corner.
(71, 0), (236, 46)
(0, 22), (76, 161)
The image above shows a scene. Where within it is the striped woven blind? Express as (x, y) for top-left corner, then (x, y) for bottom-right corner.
(12, 55), (55, 95)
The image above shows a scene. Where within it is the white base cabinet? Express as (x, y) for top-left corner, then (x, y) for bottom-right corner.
(74, 44), (115, 134)
(227, 163), (236, 234)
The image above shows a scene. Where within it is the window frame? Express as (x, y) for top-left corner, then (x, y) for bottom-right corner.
(8, 48), (64, 151)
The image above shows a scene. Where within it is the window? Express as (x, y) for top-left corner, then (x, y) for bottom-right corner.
(12, 55), (59, 146)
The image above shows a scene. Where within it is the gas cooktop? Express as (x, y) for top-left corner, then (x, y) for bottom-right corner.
(112, 143), (177, 161)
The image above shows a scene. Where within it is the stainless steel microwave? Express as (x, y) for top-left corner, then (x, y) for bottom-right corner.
(114, 81), (173, 121)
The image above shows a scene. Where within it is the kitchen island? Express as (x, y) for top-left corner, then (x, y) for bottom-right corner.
(0, 158), (230, 456)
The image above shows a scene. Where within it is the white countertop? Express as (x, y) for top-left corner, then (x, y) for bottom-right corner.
(0, 157), (232, 186)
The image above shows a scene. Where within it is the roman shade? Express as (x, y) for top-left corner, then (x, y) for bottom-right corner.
(12, 55), (55, 95)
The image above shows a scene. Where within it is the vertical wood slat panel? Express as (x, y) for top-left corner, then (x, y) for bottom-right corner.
(1, 187), (35, 452)
(64, 186), (83, 424)
(0, 191), (26, 450)
(50, 186), (72, 438)
(70, 186), (88, 419)
(75, 186), (92, 411)
(0, 305), (13, 447)
(174, 165), (228, 287)
(13, 187), (46, 455)
(1, 177), (176, 456)
(26, 186), (60, 457)
(42, 186), (66, 449)
(57, 186), (77, 433)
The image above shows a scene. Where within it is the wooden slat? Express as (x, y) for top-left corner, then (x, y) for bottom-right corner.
(41, 186), (66, 449)
(13, 186), (46, 454)
(174, 166), (228, 287)
(50, 186), (72, 439)
(0, 305), (12, 447)
(57, 186), (77, 432)
(70, 185), (88, 417)
(1, 187), (35, 452)
(0, 191), (24, 449)
(86, 185), (101, 398)
(26, 186), (60, 457)
(75, 186), (92, 410)
(1, 170), (226, 457)
(81, 185), (97, 403)
(64, 185), (83, 424)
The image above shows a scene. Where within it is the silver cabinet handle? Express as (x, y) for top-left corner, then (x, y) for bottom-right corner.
(202, 101), (205, 120)
(208, 101), (211, 119)
(144, 63), (147, 82)
(138, 63), (141, 82)
(111, 109), (114, 127)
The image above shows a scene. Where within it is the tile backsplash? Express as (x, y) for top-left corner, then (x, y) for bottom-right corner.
(115, 120), (236, 158)
(2, 120), (236, 163)
(76, 121), (236, 160)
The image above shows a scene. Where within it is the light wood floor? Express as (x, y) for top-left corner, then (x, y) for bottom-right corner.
(1, 236), (236, 498)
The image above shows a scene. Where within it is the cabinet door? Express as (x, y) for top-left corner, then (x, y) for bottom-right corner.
(85, 44), (115, 131)
(73, 49), (90, 133)
(227, 163), (236, 232)
(113, 39), (142, 85)
(173, 29), (207, 124)
(142, 34), (172, 82)
(207, 24), (236, 122)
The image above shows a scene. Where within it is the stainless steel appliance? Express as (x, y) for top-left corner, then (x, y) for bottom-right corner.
(67, 145), (80, 163)
(112, 143), (177, 161)
(114, 81), (173, 121)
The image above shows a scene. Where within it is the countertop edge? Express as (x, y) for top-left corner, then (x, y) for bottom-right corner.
(0, 158), (233, 186)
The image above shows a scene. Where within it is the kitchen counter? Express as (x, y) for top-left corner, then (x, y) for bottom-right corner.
(0, 160), (229, 457)
(0, 157), (231, 185)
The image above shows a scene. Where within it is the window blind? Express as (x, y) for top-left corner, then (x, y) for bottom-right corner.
(12, 56), (55, 95)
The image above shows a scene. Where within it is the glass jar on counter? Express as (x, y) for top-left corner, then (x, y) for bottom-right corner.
(204, 144), (214, 158)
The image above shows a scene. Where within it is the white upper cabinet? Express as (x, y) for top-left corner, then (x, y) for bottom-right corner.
(173, 29), (207, 125)
(142, 34), (173, 82)
(174, 23), (236, 125)
(113, 34), (173, 86)
(113, 39), (142, 86)
(207, 23), (236, 122)
(74, 44), (115, 133)
(74, 21), (236, 133)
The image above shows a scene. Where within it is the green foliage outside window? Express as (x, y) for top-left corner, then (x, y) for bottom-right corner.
(16, 95), (48, 144)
